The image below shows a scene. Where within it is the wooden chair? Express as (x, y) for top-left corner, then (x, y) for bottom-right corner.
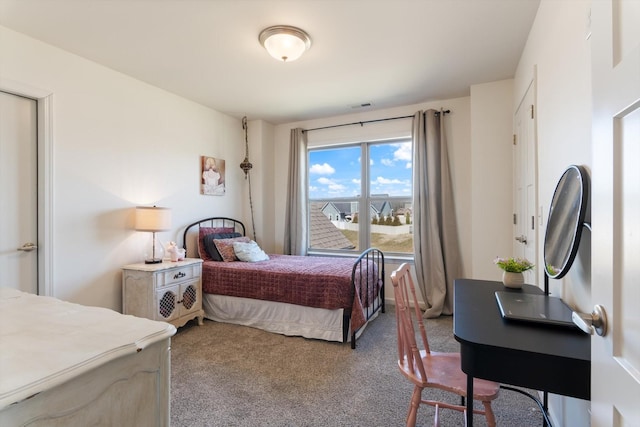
(391, 263), (500, 427)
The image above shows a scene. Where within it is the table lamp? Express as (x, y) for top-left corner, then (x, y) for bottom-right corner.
(135, 206), (172, 264)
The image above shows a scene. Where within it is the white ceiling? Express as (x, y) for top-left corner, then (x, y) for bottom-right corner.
(0, 0), (540, 125)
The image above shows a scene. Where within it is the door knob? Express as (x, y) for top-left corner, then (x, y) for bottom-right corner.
(17, 242), (38, 252)
(572, 305), (607, 336)
(515, 235), (528, 244)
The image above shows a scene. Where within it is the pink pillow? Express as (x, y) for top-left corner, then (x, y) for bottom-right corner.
(213, 236), (250, 262)
(198, 227), (234, 261)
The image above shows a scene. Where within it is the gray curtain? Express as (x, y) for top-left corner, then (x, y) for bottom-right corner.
(412, 110), (462, 317)
(284, 128), (308, 255)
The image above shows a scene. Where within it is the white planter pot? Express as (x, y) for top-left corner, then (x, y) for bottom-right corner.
(502, 271), (524, 289)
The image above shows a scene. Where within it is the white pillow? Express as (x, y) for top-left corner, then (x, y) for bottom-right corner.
(233, 240), (269, 262)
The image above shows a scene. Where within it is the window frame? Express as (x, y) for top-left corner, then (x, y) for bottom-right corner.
(307, 137), (413, 258)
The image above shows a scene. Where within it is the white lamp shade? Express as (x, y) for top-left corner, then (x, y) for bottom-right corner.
(135, 206), (171, 232)
(259, 26), (311, 62)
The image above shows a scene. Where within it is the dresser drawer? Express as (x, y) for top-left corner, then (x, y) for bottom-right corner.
(162, 265), (195, 286)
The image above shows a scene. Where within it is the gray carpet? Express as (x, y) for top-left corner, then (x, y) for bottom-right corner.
(171, 307), (544, 426)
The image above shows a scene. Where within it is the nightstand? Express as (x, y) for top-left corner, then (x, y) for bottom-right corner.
(122, 258), (204, 328)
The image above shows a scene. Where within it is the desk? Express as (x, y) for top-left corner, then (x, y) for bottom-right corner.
(453, 279), (590, 426)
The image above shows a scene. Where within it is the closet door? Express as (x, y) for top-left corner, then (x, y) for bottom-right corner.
(0, 91), (38, 294)
(512, 80), (537, 283)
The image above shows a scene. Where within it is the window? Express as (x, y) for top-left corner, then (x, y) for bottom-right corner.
(308, 138), (413, 255)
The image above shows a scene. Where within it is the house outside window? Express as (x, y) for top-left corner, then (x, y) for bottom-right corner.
(308, 138), (413, 256)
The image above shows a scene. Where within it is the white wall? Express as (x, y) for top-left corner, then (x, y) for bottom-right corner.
(514, 0), (592, 425)
(244, 119), (276, 253)
(0, 26), (245, 310)
(470, 79), (515, 281)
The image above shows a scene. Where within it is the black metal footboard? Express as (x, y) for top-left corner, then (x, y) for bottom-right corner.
(348, 248), (385, 349)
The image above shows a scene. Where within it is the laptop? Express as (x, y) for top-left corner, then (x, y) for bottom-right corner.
(495, 291), (580, 330)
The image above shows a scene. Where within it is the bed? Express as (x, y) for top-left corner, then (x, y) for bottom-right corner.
(0, 288), (176, 426)
(182, 217), (385, 348)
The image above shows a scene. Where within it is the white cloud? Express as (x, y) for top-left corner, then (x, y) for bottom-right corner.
(394, 142), (412, 161)
(373, 176), (405, 185)
(406, 162), (412, 169)
(316, 177), (347, 192)
(309, 163), (335, 175)
(381, 158), (394, 167)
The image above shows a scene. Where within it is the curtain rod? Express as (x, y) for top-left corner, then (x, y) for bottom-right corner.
(303, 109), (450, 133)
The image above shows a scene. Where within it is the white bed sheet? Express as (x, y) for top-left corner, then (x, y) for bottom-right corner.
(203, 293), (345, 342)
(203, 294), (380, 343)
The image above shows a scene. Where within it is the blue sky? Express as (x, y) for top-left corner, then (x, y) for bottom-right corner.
(308, 141), (412, 199)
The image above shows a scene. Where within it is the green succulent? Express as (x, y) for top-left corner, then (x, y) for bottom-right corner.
(494, 257), (534, 273)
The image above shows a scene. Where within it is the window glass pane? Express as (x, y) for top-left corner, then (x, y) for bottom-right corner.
(309, 146), (361, 199)
(369, 141), (412, 197)
(309, 201), (359, 251)
(370, 199), (413, 254)
(307, 139), (414, 255)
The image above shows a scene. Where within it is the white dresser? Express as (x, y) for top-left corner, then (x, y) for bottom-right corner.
(122, 258), (204, 328)
(0, 288), (176, 426)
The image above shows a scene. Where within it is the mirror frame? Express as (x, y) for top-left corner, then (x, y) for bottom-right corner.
(543, 165), (589, 279)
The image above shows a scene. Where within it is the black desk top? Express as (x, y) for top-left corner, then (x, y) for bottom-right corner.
(453, 278), (590, 400)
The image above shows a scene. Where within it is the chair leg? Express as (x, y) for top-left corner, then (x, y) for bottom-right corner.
(482, 401), (496, 427)
(406, 386), (423, 427)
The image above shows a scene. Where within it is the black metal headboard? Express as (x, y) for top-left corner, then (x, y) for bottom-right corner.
(182, 217), (246, 257)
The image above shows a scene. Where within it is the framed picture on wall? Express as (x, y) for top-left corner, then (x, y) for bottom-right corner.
(201, 156), (226, 196)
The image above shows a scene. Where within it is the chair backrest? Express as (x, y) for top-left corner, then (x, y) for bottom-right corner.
(391, 263), (430, 381)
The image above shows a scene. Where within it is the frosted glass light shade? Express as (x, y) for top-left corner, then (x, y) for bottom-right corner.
(135, 206), (171, 232)
(259, 25), (311, 62)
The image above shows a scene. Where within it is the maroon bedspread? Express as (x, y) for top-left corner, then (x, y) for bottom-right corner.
(201, 254), (380, 331)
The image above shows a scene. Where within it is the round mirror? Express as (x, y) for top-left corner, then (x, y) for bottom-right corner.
(543, 165), (589, 279)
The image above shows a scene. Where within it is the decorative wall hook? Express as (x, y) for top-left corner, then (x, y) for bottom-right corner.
(239, 116), (257, 243)
(240, 116), (253, 179)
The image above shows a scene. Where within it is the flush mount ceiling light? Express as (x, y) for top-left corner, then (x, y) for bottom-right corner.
(259, 25), (311, 62)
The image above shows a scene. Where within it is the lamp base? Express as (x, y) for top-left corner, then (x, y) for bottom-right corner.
(144, 258), (163, 264)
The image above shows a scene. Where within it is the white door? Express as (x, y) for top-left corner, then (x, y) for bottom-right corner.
(591, 0), (640, 425)
(513, 80), (537, 282)
(0, 91), (38, 294)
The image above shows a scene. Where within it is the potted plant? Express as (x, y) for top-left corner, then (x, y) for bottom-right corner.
(494, 257), (534, 288)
